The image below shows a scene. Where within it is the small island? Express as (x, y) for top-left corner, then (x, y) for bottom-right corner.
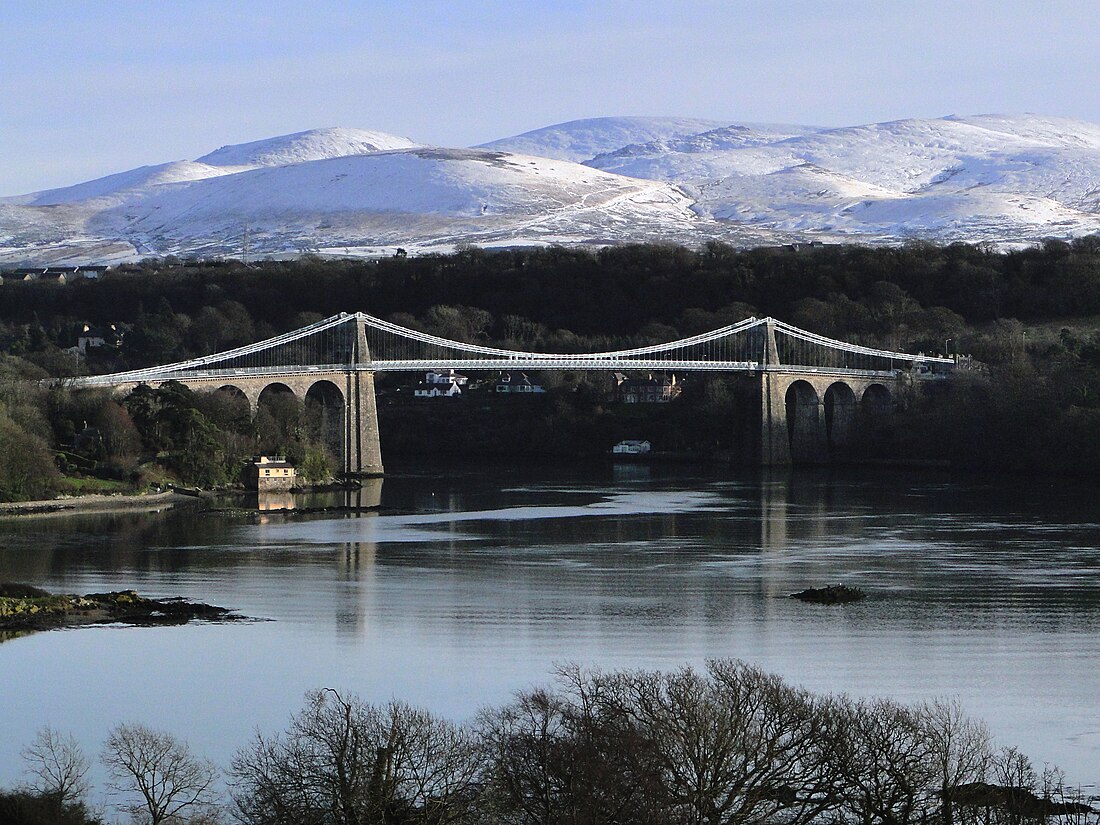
(790, 584), (867, 604)
(0, 582), (240, 633)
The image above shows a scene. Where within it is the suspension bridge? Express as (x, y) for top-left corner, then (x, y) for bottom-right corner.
(72, 312), (953, 471)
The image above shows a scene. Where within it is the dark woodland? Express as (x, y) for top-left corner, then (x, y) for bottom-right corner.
(2, 239), (1100, 497)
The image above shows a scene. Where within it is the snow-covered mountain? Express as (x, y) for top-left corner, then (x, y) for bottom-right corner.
(87, 147), (713, 255)
(4, 114), (1100, 264)
(587, 114), (1100, 243)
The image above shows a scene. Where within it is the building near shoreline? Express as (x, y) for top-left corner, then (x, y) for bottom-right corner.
(246, 456), (296, 491)
(612, 440), (652, 455)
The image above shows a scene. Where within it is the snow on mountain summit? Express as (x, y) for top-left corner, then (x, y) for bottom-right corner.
(196, 127), (421, 168)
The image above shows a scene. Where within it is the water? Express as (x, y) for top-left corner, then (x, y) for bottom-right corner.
(1, 462), (1098, 794)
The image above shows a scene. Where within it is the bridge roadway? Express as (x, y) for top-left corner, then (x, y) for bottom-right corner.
(75, 361), (912, 384)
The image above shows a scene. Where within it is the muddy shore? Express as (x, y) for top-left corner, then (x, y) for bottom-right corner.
(0, 491), (197, 519)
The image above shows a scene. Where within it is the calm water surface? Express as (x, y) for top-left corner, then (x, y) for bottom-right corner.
(1, 462), (1098, 790)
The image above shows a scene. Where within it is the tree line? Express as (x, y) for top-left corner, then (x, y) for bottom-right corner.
(4, 238), (1100, 366)
(3, 660), (1095, 825)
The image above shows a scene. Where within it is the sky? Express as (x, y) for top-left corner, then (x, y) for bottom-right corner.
(2, 0), (1098, 195)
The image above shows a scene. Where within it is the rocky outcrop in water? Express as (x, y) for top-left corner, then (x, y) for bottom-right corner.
(789, 584), (866, 604)
(0, 582), (239, 633)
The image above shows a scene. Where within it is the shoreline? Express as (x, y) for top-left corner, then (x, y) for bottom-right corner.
(0, 490), (197, 519)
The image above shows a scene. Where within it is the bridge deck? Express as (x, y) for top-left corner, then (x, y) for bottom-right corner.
(70, 360), (922, 387)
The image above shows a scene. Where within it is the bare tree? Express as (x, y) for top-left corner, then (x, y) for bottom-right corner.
(231, 688), (482, 825)
(102, 723), (218, 825)
(993, 746), (1040, 825)
(623, 660), (838, 825)
(21, 725), (91, 809)
(384, 702), (482, 824)
(555, 664), (668, 825)
(477, 678), (660, 825)
(919, 698), (992, 825)
(822, 695), (940, 825)
(476, 686), (576, 825)
(478, 661), (847, 825)
(231, 688), (393, 825)
(1039, 766), (1100, 825)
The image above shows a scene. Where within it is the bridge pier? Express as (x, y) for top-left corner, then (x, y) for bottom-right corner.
(108, 366), (384, 477)
(347, 315), (383, 476)
(348, 369), (383, 475)
(760, 371), (792, 465)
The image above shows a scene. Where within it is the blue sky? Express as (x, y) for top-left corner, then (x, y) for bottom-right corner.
(2, 0), (1098, 195)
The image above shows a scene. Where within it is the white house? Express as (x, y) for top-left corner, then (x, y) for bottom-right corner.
(414, 380), (463, 398)
(494, 372), (545, 393)
(425, 369), (468, 386)
(612, 440), (652, 454)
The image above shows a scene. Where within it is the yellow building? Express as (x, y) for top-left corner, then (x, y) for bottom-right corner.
(247, 456), (297, 491)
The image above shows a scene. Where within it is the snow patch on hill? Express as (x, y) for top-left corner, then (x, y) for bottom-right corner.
(478, 116), (734, 163)
(598, 114), (1100, 243)
(97, 149), (671, 225)
(196, 127), (421, 168)
(587, 123), (822, 180)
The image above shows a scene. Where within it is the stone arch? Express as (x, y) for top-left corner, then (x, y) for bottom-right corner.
(214, 383), (254, 412)
(824, 381), (857, 458)
(201, 384), (254, 437)
(785, 380), (825, 463)
(305, 380), (346, 467)
(859, 382), (895, 453)
(255, 383), (300, 454)
(257, 382), (296, 403)
(861, 383), (894, 415)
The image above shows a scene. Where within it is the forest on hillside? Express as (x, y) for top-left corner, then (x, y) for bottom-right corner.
(1, 239), (1100, 499)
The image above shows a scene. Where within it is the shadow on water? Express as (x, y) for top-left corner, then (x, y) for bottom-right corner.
(249, 477), (387, 510)
(237, 477), (387, 513)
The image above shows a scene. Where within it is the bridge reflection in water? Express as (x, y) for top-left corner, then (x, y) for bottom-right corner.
(253, 477), (385, 513)
(71, 313), (953, 471)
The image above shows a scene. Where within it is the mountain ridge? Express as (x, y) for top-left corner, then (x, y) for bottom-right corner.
(3, 113), (1100, 265)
